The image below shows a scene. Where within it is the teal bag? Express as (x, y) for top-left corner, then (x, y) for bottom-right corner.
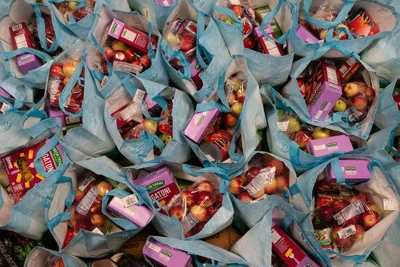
(281, 45), (379, 139)
(228, 151), (308, 228)
(231, 198), (329, 267)
(45, 156), (153, 258)
(263, 86), (368, 173)
(0, 111), (32, 154)
(131, 163), (235, 240)
(293, 156), (400, 266)
(102, 74), (193, 165)
(144, 235), (248, 266)
(213, 0), (295, 87)
(374, 80), (400, 129)
(87, 5), (169, 85)
(290, 0), (398, 57)
(25, 247), (87, 267)
(161, 0), (231, 102)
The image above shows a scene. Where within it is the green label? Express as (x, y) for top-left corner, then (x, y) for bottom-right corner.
(161, 250), (172, 257)
(327, 142), (337, 147)
(111, 23), (117, 33)
(147, 180), (165, 191)
(345, 166), (356, 171)
(50, 147), (63, 167)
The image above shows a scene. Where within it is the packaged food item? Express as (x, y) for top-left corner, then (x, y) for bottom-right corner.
(254, 5), (283, 38)
(143, 238), (193, 267)
(107, 196), (153, 227)
(108, 19), (149, 53)
(325, 159), (371, 184)
(346, 9), (379, 37)
(254, 26), (284, 56)
(306, 135), (353, 157)
(338, 57), (363, 82)
(183, 108), (222, 144)
(200, 130), (233, 162)
(54, 0), (96, 23)
(295, 24), (319, 44)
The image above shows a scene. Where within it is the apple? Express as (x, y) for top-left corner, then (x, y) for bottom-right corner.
(50, 64), (65, 79)
(351, 224), (365, 241)
(63, 76), (70, 85)
(165, 32), (180, 46)
(355, 82), (367, 93)
(169, 205), (184, 221)
(264, 179), (277, 195)
(53, 259), (65, 267)
(180, 36), (195, 51)
(96, 181), (113, 197)
(365, 87), (376, 102)
(68, 1), (79, 9)
(181, 190), (196, 206)
(224, 113), (238, 127)
(252, 190), (265, 199)
(143, 119), (158, 133)
(266, 158), (284, 175)
(318, 205), (333, 223)
(243, 37), (256, 50)
(342, 215), (359, 227)
(237, 192), (253, 203)
(312, 128), (331, 140)
(227, 93), (237, 106)
(333, 98), (348, 112)
(140, 54), (151, 68)
(361, 211), (379, 229)
(113, 51), (127, 62)
(246, 167), (261, 183)
(236, 90), (246, 103)
(122, 47), (135, 62)
(231, 102), (243, 117)
(344, 83), (360, 97)
(367, 203), (379, 215)
(319, 29), (328, 40)
(90, 196), (102, 213)
(294, 130), (311, 149)
(275, 175), (289, 192)
(297, 79), (306, 97)
(74, 189), (85, 204)
(231, 5), (244, 18)
(62, 60), (79, 77)
(331, 226), (355, 250)
(229, 177), (244, 195)
(91, 213), (106, 228)
(62, 228), (76, 248)
(196, 181), (214, 193)
(207, 205), (219, 217)
(111, 41), (129, 52)
(351, 95), (368, 111)
(192, 222), (205, 235)
(103, 47), (114, 61)
(196, 191), (215, 208)
(190, 205), (208, 222)
(287, 117), (301, 134)
(333, 199), (350, 214)
(213, 192), (223, 208)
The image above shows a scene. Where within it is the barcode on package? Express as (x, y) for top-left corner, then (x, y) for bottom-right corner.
(78, 176), (96, 192)
(337, 225), (356, 239)
(244, 167), (276, 197)
(181, 212), (199, 234)
(122, 194), (139, 208)
(76, 186), (99, 216)
(333, 200), (365, 225)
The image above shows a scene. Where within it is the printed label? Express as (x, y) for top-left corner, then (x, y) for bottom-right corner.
(149, 242), (161, 253)
(78, 176), (96, 192)
(244, 167), (276, 197)
(122, 29), (137, 42)
(76, 186), (99, 216)
(181, 212), (199, 234)
(333, 200), (365, 225)
(277, 121), (289, 132)
(337, 225), (356, 239)
(113, 61), (143, 74)
(314, 144), (326, 151)
(383, 199), (398, 211)
(315, 228), (332, 246)
(271, 228), (281, 243)
(122, 194), (139, 208)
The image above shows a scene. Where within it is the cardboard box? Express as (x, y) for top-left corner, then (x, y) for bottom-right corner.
(107, 196), (153, 227)
(254, 26), (284, 56)
(122, 225), (159, 258)
(307, 135), (353, 156)
(325, 159), (371, 184)
(203, 226), (243, 250)
(143, 238), (193, 267)
(295, 24), (319, 44)
(108, 19), (149, 53)
(16, 53), (41, 74)
(183, 107), (222, 144)
(338, 57), (362, 82)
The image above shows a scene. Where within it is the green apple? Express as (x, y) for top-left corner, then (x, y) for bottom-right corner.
(287, 117), (301, 134)
(312, 127), (331, 139)
(111, 41), (129, 53)
(231, 102), (243, 117)
(333, 98), (347, 112)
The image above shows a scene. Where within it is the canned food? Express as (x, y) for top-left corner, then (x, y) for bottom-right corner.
(200, 130), (232, 162)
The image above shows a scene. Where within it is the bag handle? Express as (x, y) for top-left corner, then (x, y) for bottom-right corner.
(32, 4), (60, 52)
(195, 11), (210, 70)
(330, 157), (346, 185)
(182, 164), (230, 193)
(160, 40), (191, 79)
(260, 0), (290, 44)
(1, 47), (52, 62)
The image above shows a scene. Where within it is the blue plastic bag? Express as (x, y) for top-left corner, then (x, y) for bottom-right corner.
(374, 80), (400, 129)
(213, 0), (295, 87)
(24, 247), (87, 267)
(130, 163), (234, 240)
(231, 197), (329, 267)
(143, 235), (248, 266)
(290, 0), (399, 57)
(161, 0), (231, 102)
(87, 5), (169, 85)
(45, 156), (153, 258)
(263, 86), (368, 173)
(281, 45), (379, 139)
(293, 156), (399, 266)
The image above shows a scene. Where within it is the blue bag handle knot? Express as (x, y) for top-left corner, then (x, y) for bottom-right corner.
(325, 24), (355, 42)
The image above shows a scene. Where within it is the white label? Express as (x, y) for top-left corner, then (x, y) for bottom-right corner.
(277, 121), (289, 132)
(92, 227), (104, 235)
(314, 110), (323, 120)
(244, 167), (276, 197)
(76, 187), (99, 216)
(65, 116), (81, 125)
(337, 225), (356, 239)
(181, 212), (199, 234)
(383, 199), (398, 211)
(12, 24), (23, 31)
(149, 242), (161, 253)
(78, 176), (96, 192)
(120, 102), (142, 123)
(271, 228), (281, 243)
(122, 29), (137, 42)
(48, 79), (61, 103)
(122, 194), (139, 208)
(15, 34), (28, 49)
(326, 67), (338, 85)
(133, 89), (146, 103)
(113, 61), (143, 74)
(314, 144), (326, 151)
(333, 200), (365, 225)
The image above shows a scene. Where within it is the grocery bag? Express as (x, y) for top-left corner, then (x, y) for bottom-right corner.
(263, 86), (368, 172)
(292, 156), (399, 266)
(281, 45), (379, 139)
(25, 247), (87, 267)
(143, 235), (248, 266)
(213, 0), (295, 87)
(102, 74), (193, 165)
(290, 0), (398, 57)
(45, 156), (153, 258)
(129, 162), (234, 240)
(231, 198), (328, 267)
(373, 80), (400, 129)
(161, 0), (231, 102)
(87, 4), (169, 85)
(0, 111), (32, 154)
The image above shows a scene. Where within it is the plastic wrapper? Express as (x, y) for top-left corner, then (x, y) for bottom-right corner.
(228, 153), (290, 201)
(165, 179), (223, 238)
(224, 71), (247, 128)
(54, 0), (95, 23)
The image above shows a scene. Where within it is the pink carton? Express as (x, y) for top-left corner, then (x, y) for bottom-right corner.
(107, 196), (153, 227)
(296, 24), (319, 44)
(155, 0), (173, 6)
(107, 19), (149, 53)
(183, 107), (222, 144)
(326, 159), (372, 184)
(17, 54), (41, 74)
(143, 238), (193, 267)
(307, 135), (353, 156)
(46, 102), (82, 130)
(0, 87), (10, 98)
(254, 25), (284, 56)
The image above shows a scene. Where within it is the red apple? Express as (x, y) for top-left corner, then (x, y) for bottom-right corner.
(361, 211), (379, 229)
(275, 175), (289, 192)
(62, 60), (79, 77)
(351, 224), (365, 241)
(231, 5), (244, 18)
(264, 179), (277, 195)
(266, 158), (284, 175)
(181, 190), (196, 206)
(224, 113), (238, 127)
(243, 37), (256, 50)
(89, 196), (102, 214)
(103, 47), (114, 61)
(192, 222), (205, 235)
(246, 167), (261, 183)
(74, 189), (85, 204)
(62, 228), (76, 248)
(351, 95), (368, 111)
(96, 181), (113, 197)
(113, 51), (127, 62)
(196, 191), (215, 208)
(140, 54), (151, 68)
(238, 192), (253, 203)
(169, 205), (184, 221)
(229, 177), (244, 195)
(318, 205), (334, 223)
(331, 226), (355, 250)
(297, 79), (306, 97)
(50, 64), (65, 79)
(294, 130), (311, 149)
(196, 181), (214, 193)
(90, 213), (106, 228)
(365, 87), (376, 102)
(180, 36), (195, 51)
(236, 90), (246, 103)
(333, 199), (350, 214)
(207, 206), (219, 217)
(190, 205), (208, 222)
(342, 215), (359, 227)
(125, 47), (136, 62)
(213, 192), (223, 208)
(344, 83), (360, 98)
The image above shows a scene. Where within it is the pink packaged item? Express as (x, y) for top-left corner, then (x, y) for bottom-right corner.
(107, 196), (153, 227)
(307, 135), (353, 156)
(325, 159), (372, 184)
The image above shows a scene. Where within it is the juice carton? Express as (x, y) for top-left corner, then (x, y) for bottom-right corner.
(143, 238), (193, 267)
(325, 159), (372, 184)
(108, 19), (149, 53)
(307, 135), (353, 156)
(183, 107), (222, 144)
(254, 26), (284, 56)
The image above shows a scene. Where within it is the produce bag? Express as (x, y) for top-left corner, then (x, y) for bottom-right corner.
(129, 162), (234, 240)
(45, 156), (153, 258)
(213, 0), (295, 87)
(102, 74), (193, 165)
(231, 198), (328, 267)
(87, 5), (169, 85)
(281, 46), (379, 139)
(0, 0), (65, 88)
(291, 0), (398, 57)
(263, 86), (368, 173)
(228, 151), (308, 227)
(161, 0), (231, 102)
(292, 156), (399, 266)
(143, 236), (248, 266)
(25, 246), (87, 267)
(374, 80), (400, 129)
